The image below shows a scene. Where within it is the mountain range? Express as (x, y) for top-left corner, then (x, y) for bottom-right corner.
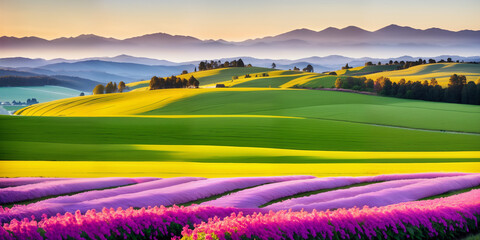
(1, 25), (479, 60)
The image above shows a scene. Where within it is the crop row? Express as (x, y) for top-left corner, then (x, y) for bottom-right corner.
(1, 189), (478, 240)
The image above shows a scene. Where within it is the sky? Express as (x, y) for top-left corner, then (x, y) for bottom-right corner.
(1, 0), (479, 41)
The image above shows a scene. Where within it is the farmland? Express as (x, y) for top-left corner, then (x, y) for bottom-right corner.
(2, 63), (480, 239)
(1, 174), (479, 239)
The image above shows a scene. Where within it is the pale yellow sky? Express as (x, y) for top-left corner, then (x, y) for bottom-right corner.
(1, 0), (479, 41)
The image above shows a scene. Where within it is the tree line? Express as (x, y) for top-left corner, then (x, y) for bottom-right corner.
(198, 59), (247, 71)
(149, 75), (199, 90)
(93, 81), (126, 95)
(364, 58), (478, 70)
(335, 75), (480, 105)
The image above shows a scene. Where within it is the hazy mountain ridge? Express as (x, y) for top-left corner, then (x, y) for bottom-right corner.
(1, 25), (479, 60)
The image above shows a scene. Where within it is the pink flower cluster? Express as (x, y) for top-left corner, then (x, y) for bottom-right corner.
(184, 189), (480, 240)
(0, 205), (253, 240)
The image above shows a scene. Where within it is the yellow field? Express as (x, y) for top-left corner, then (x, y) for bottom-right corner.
(134, 144), (480, 160)
(363, 63), (480, 87)
(202, 70), (307, 88)
(1, 161), (478, 178)
(16, 88), (292, 116)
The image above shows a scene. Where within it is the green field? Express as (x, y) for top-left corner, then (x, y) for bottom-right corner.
(144, 89), (480, 133)
(0, 86), (83, 103)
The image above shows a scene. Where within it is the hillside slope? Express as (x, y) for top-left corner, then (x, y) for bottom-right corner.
(15, 88), (480, 134)
(362, 63), (480, 86)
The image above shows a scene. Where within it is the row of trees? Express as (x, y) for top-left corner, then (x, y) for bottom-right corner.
(149, 75), (199, 90)
(364, 58), (470, 69)
(289, 64), (314, 72)
(198, 59), (246, 71)
(93, 81), (126, 95)
(335, 75), (480, 105)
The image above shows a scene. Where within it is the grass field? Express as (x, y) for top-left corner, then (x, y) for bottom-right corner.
(0, 86), (83, 103)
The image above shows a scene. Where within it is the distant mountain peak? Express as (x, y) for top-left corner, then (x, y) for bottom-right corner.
(341, 26), (365, 31)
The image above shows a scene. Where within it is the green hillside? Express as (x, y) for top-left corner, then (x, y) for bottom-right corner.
(144, 89), (480, 134)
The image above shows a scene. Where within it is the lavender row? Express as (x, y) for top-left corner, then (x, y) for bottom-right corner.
(0, 177), (158, 204)
(267, 174), (480, 211)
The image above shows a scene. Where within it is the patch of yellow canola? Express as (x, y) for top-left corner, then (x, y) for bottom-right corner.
(363, 63), (480, 87)
(335, 66), (365, 75)
(15, 88), (294, 116)
(203, 70), (298, 88)
(133, 144), (480, 160)
(279, 73), (322, 88)
(1, 161), (478, 178)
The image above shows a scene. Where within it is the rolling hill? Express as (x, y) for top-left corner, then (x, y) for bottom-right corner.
(126, 63), (480, 91)
(4, 64), (480, 177)
(363, 63), (480, 85)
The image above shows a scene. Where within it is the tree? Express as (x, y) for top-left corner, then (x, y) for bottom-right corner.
(335, 78), (342, 88)
(223, 61), (229, 68)
(271, 63), (276, 69)
(79, 92), (85, 96)
(445, 74), (466, 103)
(430, 78), (438, 86)
(118, 81), (126, 93)
(303, 64), (314, 72)
(462, 81), (478, 105)
(374, 76), (390, 93)
(247, 64), (252, 67)
(365, 62), (373, 66)
(188, 76), (197, 87)
(104, 82), (116, 93)
(365, 79), (374, 90)
(342, 63), (351, 70)
(194, 67), (197, 72)
(149, 76), (160, 90)
(293, 66), (300, 71)
(93, 84), (105, 95)
(237, 59), (245, 67)
(182, 70), (188, 75)
(329, 72), (337, 75)
(199, 61), (206, 71)
(447, 58), (453, 63)
(380, 79), (393, 96)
